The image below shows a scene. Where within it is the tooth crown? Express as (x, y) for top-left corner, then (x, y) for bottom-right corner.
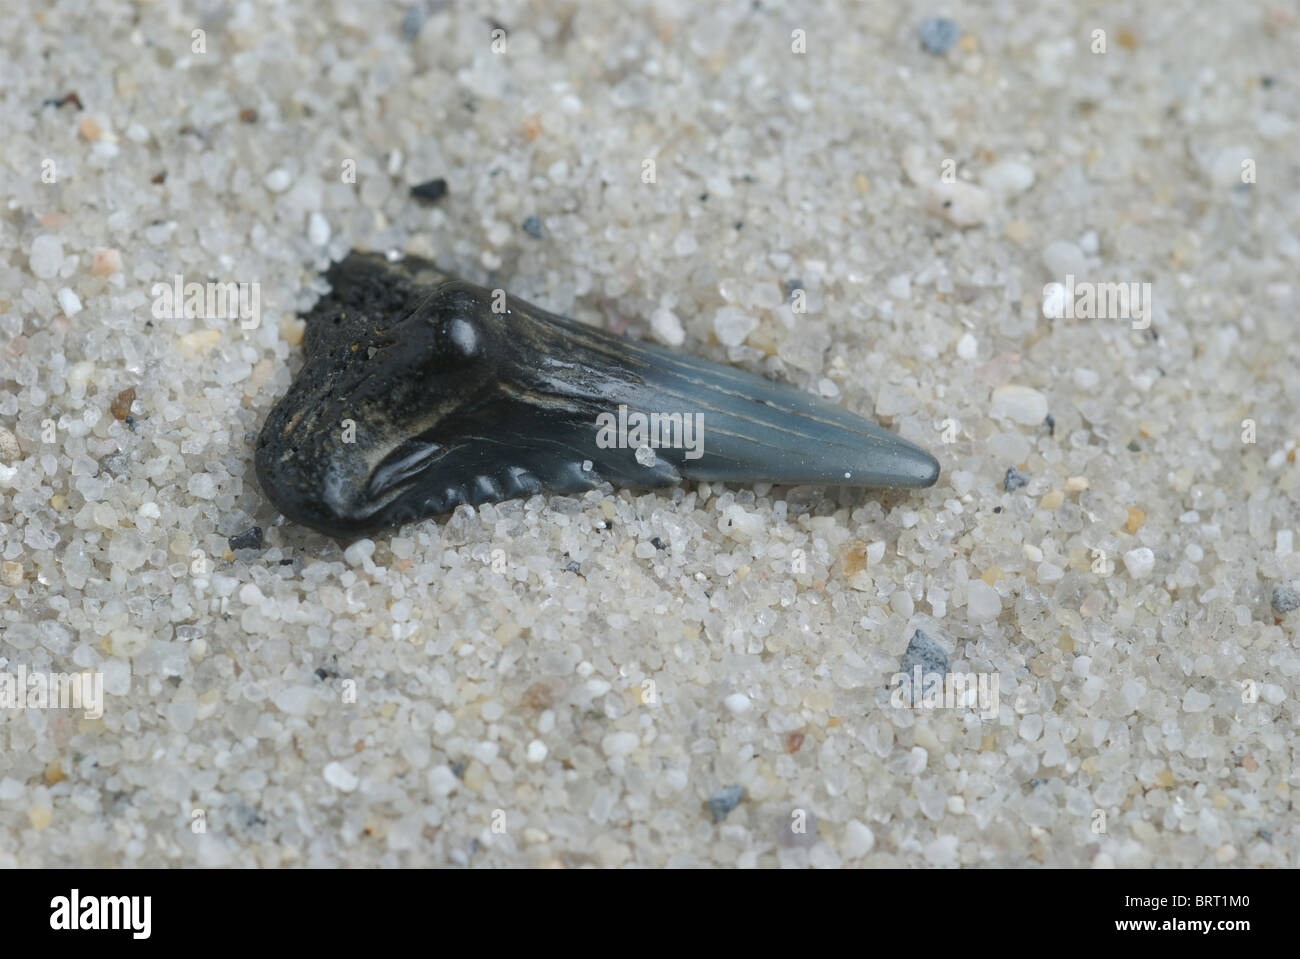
(255, 252), (940, 537)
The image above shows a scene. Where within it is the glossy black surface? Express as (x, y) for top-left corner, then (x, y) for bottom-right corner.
(255, 252), (939, 537)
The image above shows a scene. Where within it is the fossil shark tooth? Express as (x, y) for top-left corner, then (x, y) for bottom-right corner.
(255, 251), (939, 537)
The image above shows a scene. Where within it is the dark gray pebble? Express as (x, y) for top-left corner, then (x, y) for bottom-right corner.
(919, 17), (959, 55)
(900, 628), (949, 677)
(411, 178), (448, 203)
(1004, 466), (1029, 492)
(98, 451), (130, 477)
(1271, 585), (1300, 614)
(228, 526), (264, 551)
(521, 215), (543, 238)
(707, 785), (744, 823)
(400, 5), (425, 41)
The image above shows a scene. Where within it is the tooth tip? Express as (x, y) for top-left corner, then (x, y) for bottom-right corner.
(890, 444), (941, 488)
(913, 450), (942, 487)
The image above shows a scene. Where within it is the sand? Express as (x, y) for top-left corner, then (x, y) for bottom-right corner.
(1, 0), (1297, 867)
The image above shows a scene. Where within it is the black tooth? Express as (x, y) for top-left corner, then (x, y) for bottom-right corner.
(255, 250), (940, 538)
